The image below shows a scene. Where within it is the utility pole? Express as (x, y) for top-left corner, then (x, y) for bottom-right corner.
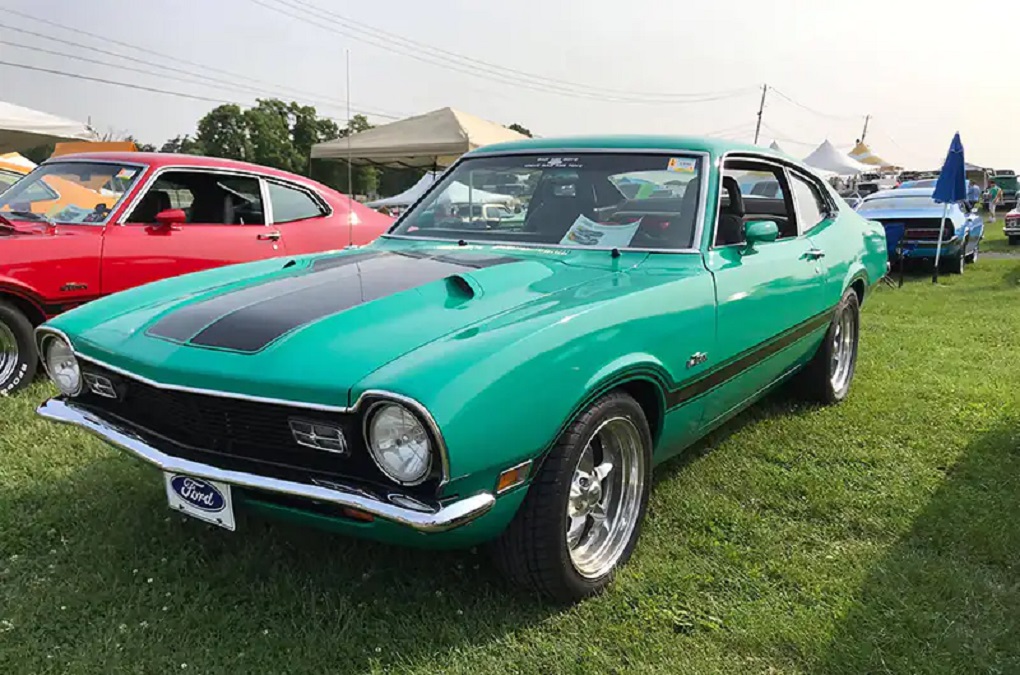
(861, 115), (871, 144)
(753, 84), (768, 145)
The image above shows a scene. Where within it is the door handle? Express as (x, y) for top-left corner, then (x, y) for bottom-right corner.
(257, 231), (281, 241)
(804, 248), (825, 260)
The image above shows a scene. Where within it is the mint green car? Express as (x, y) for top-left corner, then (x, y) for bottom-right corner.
(36, 137), (887, 602)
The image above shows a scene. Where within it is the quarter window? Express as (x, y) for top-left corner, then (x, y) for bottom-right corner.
(268, 183), (325, 224)
(790, 173), (828, 232)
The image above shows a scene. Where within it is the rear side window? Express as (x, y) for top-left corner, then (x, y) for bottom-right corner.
(268, 183), (325, 224)
(789, 173), (828, 232)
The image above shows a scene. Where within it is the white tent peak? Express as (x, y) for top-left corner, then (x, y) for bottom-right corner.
(768, 140), (787, 155)
(366, 171), (517, 210)
(311, 107), (528, 168)
(0, 101), (96, 153)
(802, 140), (870, 175)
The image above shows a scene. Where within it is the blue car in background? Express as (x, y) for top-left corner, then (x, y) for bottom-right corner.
(857, 187), (984, 274)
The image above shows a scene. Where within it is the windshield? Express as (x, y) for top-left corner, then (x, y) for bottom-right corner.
(391, 153), (704, 250)
(0, 169), (21, 193)
(0, 161), (144, 224)
(858, 196), (938, 211)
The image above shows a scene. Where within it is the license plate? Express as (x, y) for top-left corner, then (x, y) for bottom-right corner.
(164, 473), (236, 531)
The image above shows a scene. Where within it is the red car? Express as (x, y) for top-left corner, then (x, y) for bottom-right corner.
(0, 152), (393, 394)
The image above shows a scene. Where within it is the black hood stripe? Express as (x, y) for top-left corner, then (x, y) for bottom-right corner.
(148, 250), (519, 353)
(147, 251), (383, 342)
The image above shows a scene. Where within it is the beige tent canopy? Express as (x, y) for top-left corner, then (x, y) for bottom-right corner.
(0, 101), (96, 153)
(310, 107), (528, 168)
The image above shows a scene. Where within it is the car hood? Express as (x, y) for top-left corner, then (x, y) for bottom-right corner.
(57, 239), (636, 407)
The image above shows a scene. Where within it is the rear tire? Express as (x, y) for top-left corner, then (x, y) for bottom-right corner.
(490, 391), (652, 603)
(942, 252), (965, 274)
(1009, 236), (1020, 246)
(0, 301), (37, 396)
(966, 242), (979, 263)
(794, 288), (860, 404)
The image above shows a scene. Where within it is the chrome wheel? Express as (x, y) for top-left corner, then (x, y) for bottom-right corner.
(829, 304), (856, 393)
(0, 321), (19, 387)
(566, 417), (646, 579)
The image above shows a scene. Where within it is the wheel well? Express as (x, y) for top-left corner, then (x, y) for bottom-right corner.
(0, 292), (45, 326)
(851, 278), (866, 306)
(616, 378), (664, 445)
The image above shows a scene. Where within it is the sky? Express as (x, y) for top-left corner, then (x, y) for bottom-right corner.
(2, 0), (1018, 170)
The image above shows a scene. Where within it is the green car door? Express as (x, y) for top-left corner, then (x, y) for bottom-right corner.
(700, 157), (831, 428)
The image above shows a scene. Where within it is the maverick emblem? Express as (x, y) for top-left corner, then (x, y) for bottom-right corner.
(686, 352), (708, 368)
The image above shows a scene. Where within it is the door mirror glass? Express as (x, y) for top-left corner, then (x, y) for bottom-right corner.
(155, 208), (186, 227)
(743, 220), (779, 250)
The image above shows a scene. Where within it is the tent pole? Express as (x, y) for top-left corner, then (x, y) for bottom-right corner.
(932, 201), (950, 284)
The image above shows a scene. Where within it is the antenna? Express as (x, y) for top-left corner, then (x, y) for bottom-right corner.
(345, 49), (354, 248)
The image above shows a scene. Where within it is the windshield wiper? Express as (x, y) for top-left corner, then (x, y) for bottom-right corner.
(7, 210), (56, 227)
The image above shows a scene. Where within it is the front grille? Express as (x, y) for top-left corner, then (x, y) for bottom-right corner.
(74, 362), (432, 495)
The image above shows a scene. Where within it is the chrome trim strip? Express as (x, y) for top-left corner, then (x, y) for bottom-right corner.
(36, 398), (493, 534)
(259, 176), (274, 226)
(383, 148), (711, 255)
(32, 328), (453, 485)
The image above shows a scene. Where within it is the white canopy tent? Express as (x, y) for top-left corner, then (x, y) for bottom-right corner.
(366, 172), (516, 209)
(0, 101), (96, 153)
(802, 140), (871, 175)
(768, 140), (786, 154)
(311, 107), (528, 168)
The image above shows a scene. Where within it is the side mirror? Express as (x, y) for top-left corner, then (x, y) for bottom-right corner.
(742, 220), (779, 253)
(155, 208), (186, 228)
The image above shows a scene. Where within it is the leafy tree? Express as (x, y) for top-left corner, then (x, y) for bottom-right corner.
(194, 104), (252, 161)
(160, 135), (204, 155)
(508, 122), (533, 138)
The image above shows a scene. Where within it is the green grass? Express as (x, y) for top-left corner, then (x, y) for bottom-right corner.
(3, 262), (1020, 674)
(980, 216), (1016, 254)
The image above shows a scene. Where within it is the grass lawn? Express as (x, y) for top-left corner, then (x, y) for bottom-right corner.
(980, 216), (1016, 254)
(2, 261), (1019, 674)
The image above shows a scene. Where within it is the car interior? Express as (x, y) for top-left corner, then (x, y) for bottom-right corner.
(414, 168), (702, 250)
(714, 161), (798, 246)
(127, 171), (265, 225)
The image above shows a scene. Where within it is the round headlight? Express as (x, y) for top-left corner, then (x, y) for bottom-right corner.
(366, 403), (432, 485)
(42, 334), (81, 396)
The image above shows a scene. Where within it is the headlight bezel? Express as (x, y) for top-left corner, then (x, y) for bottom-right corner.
(361, 398), (439, 487)
(37, 328), (82, 397)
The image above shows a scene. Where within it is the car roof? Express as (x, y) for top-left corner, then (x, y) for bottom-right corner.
(469, 135), (797, 163)
(869, 187), (935, 199)
(41, 152), (330, 191)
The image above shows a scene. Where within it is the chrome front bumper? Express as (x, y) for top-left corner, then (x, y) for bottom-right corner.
(37, 398), (495, 533)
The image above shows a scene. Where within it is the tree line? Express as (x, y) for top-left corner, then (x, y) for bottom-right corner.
(22, 100), (533, 200)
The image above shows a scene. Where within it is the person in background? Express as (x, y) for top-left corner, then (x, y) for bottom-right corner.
(376, 206), (392, 216)
(986, 181), (1003, 221)
(967, 180), (981, 211)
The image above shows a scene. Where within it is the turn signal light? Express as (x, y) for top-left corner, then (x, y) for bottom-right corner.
(496, 460), (532, 494)
(341, 507), (375, 522)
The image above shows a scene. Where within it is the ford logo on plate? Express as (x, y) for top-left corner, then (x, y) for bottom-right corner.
(170, 476), (226, 512)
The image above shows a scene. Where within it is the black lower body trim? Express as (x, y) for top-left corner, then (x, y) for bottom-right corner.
(665, 308), (834, 411)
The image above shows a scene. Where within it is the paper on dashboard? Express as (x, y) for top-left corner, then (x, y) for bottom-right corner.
(559, 214), (641, 248)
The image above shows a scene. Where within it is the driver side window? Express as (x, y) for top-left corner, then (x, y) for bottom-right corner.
(715, 160), (797, 247)
(126, 171), (265, 225)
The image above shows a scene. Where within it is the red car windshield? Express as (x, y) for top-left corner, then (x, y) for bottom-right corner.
(0, 161), (144, 224)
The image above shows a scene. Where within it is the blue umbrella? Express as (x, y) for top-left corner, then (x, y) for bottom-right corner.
(931, 133), (966, 283)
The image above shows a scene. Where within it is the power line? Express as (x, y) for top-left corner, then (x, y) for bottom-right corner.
(0, 59), (364, 129)
(273, 0), (755, 102)
(0, 7), (404, 119)
(247, 0), (756, 105)
(769, 87), (863, 122)
(0, 60), (235, 104)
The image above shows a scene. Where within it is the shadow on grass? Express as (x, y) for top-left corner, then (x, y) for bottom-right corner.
(813, 423), (1020, 674)
(1, 455), (557, 672)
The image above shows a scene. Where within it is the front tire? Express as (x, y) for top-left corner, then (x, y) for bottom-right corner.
(491, 391), (652, 603)
(1009, 235), (1020, 246)
(0, 300), (37, 396)
(794, 288), (860, 404)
